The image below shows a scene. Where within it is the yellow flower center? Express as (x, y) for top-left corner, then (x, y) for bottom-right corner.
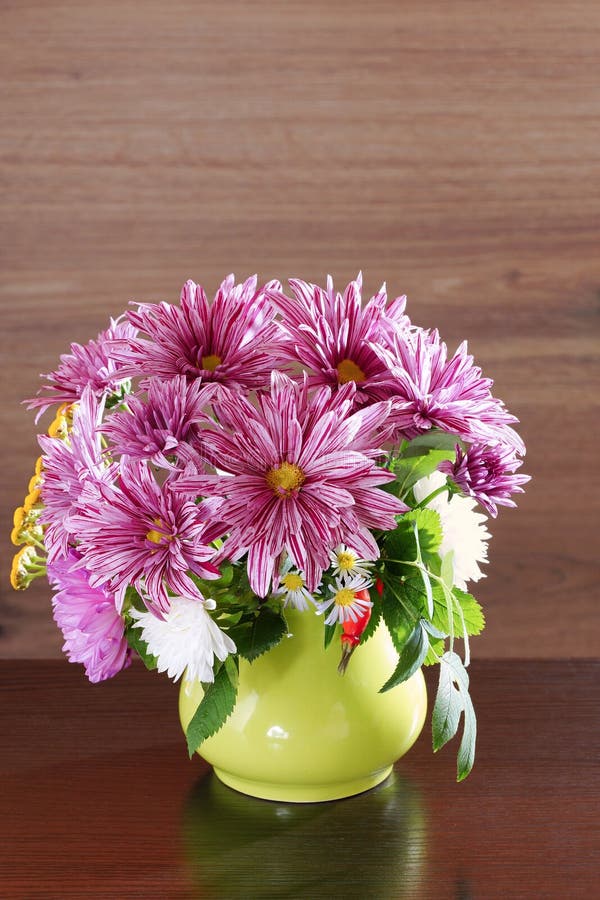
(146, 518), (172, 544)
(265, 462), (306, 497)
(336, 551), (356, 572)
(282, 573), (304, 592)
(333, 587), (356, 607)
(201, 353), (222, 372)
(336, 358), (366, 384)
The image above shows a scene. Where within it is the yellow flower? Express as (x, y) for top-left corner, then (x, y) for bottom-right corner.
(11, 507), (26, 545)
(23, 487), (42, 512)
(10, 545), (46, 590)
(47, 402), (76, 440)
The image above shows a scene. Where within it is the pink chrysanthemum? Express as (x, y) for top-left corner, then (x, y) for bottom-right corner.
(110, 275), (285, 392)
(373, 329), (525, 452)
(27, 318), (137, 420)
(39, 387), (115, 563)
(439, 442), (530, 517)
(103, 375), (217, 469)
(176, 373), (407, 597)
(269, 274), (410, 405)
(70, 459), (223, 615)
(48, 550), (131, 683)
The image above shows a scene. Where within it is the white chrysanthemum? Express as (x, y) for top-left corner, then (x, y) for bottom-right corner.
(130, 596), (236, 690)
(329, 544), (373, 581)
(317, 574), (373, 626)
(274, 560), (316, 611)
(413, 471), (490, 590)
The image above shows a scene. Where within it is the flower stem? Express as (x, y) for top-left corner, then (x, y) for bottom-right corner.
(414, 484), (449, 509)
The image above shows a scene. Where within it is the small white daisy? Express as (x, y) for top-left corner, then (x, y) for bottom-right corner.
(413, 471), (491, 590)
(130, 595), (236, 692)
(317, 574), (373, 626)
(274, 561), (316, 611)
(329, 544), (373, 581)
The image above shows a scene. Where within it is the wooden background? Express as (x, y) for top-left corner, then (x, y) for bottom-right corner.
(1, 1), (598, 658)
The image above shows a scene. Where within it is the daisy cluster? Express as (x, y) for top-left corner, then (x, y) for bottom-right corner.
(12, 273), (528, 774)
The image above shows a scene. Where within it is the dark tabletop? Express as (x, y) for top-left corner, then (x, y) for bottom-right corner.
(1, 659), (599, 899)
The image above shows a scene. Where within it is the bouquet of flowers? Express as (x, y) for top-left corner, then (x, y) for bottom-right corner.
(11, 274), (528, 780)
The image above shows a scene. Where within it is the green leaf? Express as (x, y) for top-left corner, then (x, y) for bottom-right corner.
(323, 621), (338, 650)
(390, 450), (454, 498)
(186, 662), (238, 757)
(381, 588), (417, 653)
(432, 657), (462, 751)
(384, 509), (443, 574)
(440, 551), (454, 590)
(125, 626), (158, 671)
(409, 508), (443, 558)
(123, 585), (147, 614)
(228, 606), (288, 663)
(212, 564), (234, 588)
(224, 654), (239, 688)
(423, 637), (446, 665)
(403, 431), (461, 454)
(359, 598), (382, 645)
(453, 589), (485, 637)
(457, 690), (477, 782)
(432, 588), (485, 638)
(432, 652), (477, 782)
(379, 620), (429, 693)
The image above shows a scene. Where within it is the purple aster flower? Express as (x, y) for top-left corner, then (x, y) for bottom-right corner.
(269, 273), (411, 405)
(48, 550), (131, 683)
(39, 387), (115, 563)
(70, 459), (223, 616)
(109, 275), (285, 392)
(103, 375), (218, 469)
(176, 373), (407, 598)
(439, 442), (530, 517)
(373, 328), (525, 452)
(26, 317), (137, 420)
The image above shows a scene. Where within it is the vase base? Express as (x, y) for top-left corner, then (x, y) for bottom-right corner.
(212, 765), (394, 803)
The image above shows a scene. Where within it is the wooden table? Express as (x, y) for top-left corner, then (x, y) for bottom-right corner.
(2, 659), (598, 898)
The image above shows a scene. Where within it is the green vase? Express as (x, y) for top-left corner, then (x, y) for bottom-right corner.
(179, 608), (427, 803)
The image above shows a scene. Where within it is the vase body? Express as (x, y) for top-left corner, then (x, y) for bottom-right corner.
(179, 608), (427, 803)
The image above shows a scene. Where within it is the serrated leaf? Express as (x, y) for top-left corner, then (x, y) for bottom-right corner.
(453, 590), (485, 637)
(228, 606), (288, 663)
(186, 663), (238, 757)
(432, 588), (485, 638)
(408, 508), (443, 557)
(379, 620), (429, 693)
(125, 626), (158, 671)
(359, 597), (382, 645)
(385, 508), (443, 569)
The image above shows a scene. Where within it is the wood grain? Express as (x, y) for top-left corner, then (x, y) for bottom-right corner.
(1, 1), (599, 657)
(1, 659), (599, 898)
